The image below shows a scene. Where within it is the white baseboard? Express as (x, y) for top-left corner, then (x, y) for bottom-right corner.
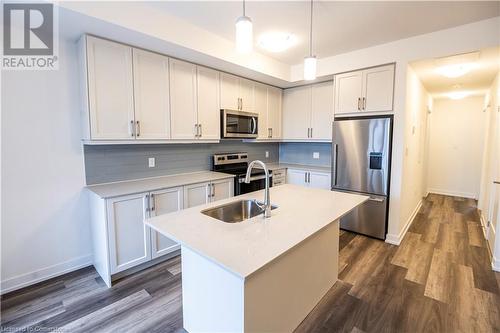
(427, 188), (477, 199)
(0, 254), (93, 295)
(492, 256), (500, 272)
(386, 199), (423, 246)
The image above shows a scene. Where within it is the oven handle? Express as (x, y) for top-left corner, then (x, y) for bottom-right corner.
(238, 174), (273, 183)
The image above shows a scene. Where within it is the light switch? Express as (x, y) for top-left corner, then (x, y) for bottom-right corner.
(313, 152), (320, 159)
(148, 157), (156, 168)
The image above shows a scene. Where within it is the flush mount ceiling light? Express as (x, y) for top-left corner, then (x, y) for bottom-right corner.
(436, 63), (479, 78)
(447, 91), (470, 100)
(235, 0), (253, 53)
(258, 32), (297, 53)
(303, 0), (316, 80)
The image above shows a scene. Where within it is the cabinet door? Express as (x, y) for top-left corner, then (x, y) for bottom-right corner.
(211, 179), (234, 202)
(197, 66), (220, 140)
(107, 193), (151, 274)
(239, 78), (255, 111)
(267, 86), (282, 139)
(286, 169), (308, 187)
(254, 83), (269, 139)
(362, 65), (394, 112)
(220, 73), (240, 110)
(311, 81), (334, 140)
(86, 36), (135, 139)
(170, 59), (198, 139)
(309, 172), (332, 190)
(334, 70), (363, 115)
(150, 187), (183, 259)
(282, 86), (311, 140)
(132, 49), (170, 140)
(184, 182), (211, 208)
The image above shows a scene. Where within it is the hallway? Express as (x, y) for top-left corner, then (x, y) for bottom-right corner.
(296, 193), (500, 332)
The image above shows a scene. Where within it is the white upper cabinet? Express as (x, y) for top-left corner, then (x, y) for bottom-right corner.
(283, 86), (312, 140)
(219, 73), (255, 112)
(132, 49), (170, 140)
(196, 66), (220, 140)
(311, 81), (334, 140)
(84, 36), (135, 140)
(334, 64), (394, 115)
(254, 83), (269, 139)
(169, 59), (198, 140)
(283, 82), (333, 140)
(267, 86), (282, 139)
(362, 65), (395, 112)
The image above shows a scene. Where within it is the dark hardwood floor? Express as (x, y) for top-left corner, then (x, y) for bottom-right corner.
(1, 194), (499, 332)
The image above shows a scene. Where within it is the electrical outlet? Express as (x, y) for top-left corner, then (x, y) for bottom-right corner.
(148, 157), (156, 168)
(313, 152), (320, 159)
(265, 151), (269, 158)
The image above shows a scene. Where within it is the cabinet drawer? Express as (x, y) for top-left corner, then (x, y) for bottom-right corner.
(273, 179), (285, 186)
(272, 169), (286, 177)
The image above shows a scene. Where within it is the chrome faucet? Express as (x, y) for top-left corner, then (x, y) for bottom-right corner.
(245, 160), (272, 218)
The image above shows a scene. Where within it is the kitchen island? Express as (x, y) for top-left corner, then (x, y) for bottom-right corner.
(146, 184), (367, 332)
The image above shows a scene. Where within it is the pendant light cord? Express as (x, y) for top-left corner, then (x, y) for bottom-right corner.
(309, 0), (313, 56)
(243, 0), (246, 17)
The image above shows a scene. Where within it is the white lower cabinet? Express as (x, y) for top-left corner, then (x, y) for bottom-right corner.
(107, 193), (151, 274)
(89, 177), (234, 287)
(286, 168), (331, 190)
(150, 187), (183, 259)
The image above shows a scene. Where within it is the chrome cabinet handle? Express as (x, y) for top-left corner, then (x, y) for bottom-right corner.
(310, 128), (313, 138)
(136, 121), (140, 137)
(268, 128), (271, 138)
(362, 97), (366, 110)
(194, 124), (199, 137)
(145, 194), (150, 213)
(150, 193), (155, 211)
(357, 98), (361, 111)
(212, 184), (215, 197)
(270, 128), (273, 138)
(304, 172), (307, 183)
(129, 120), (135, 137)
(240, 98), (243, 110)
(199, 123), (202, 138)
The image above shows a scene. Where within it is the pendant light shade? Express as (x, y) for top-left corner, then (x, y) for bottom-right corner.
(304, 56), (317, 80)
(304, 0), (316, 80)
(235, 0), (252, 53)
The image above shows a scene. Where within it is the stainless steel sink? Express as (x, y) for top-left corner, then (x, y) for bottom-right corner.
(201, 199), (278, 223)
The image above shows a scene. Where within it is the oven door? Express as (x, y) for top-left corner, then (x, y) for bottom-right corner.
(222, 110), (258, 138)
(236, 174), (273, 195)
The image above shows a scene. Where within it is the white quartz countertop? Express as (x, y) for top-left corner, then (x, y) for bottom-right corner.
(146, 184), (368, 278)
(262, 163), (331, 173)
(86, 171), (235, 198)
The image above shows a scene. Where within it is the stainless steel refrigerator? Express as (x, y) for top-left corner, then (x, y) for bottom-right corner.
(331, 116), (392, 239)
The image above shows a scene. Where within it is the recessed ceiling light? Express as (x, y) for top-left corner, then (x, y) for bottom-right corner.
(447, 91), (470, 100)
(436, 63), (478, 78)
(257, 32), (297, 53)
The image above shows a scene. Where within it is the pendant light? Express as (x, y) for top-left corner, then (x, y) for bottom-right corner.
(236, 0), (253, 53)
(304, 0), (317, 80)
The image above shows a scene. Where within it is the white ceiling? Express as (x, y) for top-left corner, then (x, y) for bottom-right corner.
(148, 1), (500, 65)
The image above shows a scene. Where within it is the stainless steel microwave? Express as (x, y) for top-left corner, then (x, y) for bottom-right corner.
(221, 110), (258, 138)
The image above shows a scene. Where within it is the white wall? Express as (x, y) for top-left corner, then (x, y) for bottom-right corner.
(398, 67), (430, 237)
(427, 96), (486, 199)
(1, 37), (92, 293)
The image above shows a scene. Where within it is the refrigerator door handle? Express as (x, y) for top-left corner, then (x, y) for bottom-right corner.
(332, 143), (338, 187)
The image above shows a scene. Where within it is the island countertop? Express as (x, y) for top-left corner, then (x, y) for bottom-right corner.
(146, 184), (368, 278)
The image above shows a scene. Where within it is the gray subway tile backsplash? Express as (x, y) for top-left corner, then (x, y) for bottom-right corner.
(279, 142), (331, 167)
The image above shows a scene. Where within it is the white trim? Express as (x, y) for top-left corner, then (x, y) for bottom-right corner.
(0, 254), (93, 295)
(427, 188), (477, 199)
(385, 199), (423, 246)
(480, 213), (488, 240)
(492, 256), (500, 272)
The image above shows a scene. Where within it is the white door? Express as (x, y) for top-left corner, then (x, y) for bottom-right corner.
(86, 36), (135, 139)
(107, 193), (151, 274)
(197, 66), (220, 140)
(283, 86), (311, 140)
(309, 172), (332, 190)
(211, 179), (234, 202)
(239, 78), (255, 111)
(220, 73), (240, 110)
(254, 83), (269, 139)
(267, 86), (282, 139)
(132, 49), (170, 140)
(286, 169), (308, 187)
(311, 81), (334, 140)
(150, 187), (183, 259)
(170, 59), (198, 139)
(362, 64), (394, 112)
(334, 70), (363, 115)
(184, 182), (211, 208)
